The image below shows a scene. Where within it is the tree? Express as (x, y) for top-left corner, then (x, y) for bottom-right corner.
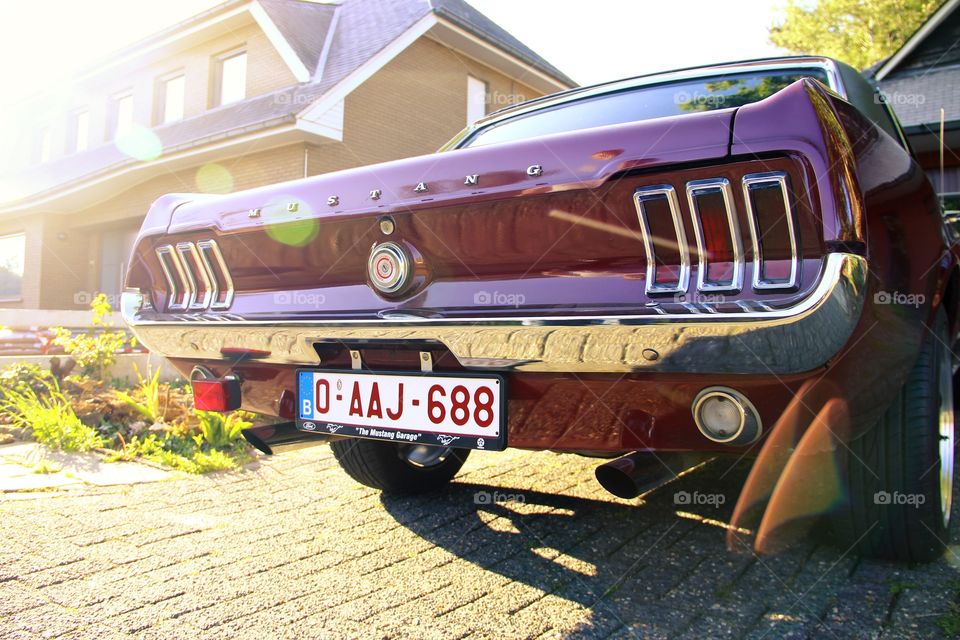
(769, 0), (940, 70)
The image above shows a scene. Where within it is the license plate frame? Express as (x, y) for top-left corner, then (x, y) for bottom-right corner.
(295, 368), (507, 451)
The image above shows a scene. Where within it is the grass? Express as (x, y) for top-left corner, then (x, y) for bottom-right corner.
(0, 384), (104, 452)
(196, 410), (251, 448)
(32, 460), (62, 474)
(938, 580), (960, 636)
(114, 366), (165, 424)
(108, 428), (250, 474)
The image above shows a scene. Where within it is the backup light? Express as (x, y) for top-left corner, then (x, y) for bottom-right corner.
(692, 387), (761, 445)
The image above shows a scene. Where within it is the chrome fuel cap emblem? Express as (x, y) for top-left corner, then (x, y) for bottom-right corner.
(368, 242), (411, 295)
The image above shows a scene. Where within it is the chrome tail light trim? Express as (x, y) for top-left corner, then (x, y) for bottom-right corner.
(156, 240), (234, 312)
(197, 240), (235, 310)
(156, 246), (189, 311)
(176, 242), (212, 311)
(742, 171), (800, 290)
(686, 178), (743, 293)
(633, 184), (690, 295)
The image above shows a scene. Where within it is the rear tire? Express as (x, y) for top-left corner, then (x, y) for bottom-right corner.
(832, 309), (955, 562)
(330, 438), (469, 494)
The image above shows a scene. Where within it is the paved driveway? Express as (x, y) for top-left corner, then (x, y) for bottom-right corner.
(1, 446), (959, 639)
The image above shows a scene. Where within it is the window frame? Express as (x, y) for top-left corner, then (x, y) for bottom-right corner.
(156, 71), (186, 125)
(466, 76), (488, 125)
(212, 47), (247, 108)
(69, 109), (90, 153)
(108, 90), (134, 141)
(37, 127), (52, 164)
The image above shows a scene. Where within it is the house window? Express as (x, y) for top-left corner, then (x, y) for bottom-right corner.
(467, 76), (488, 124)
(107, 92), (135, 141)
(214, 50), (247, 106)
(70, 110), (89, 153)
(0, 233), (26, 300)
(158, 73), (185, 124)
(38, 127), (52, 163)
(108, 92), (134, 141)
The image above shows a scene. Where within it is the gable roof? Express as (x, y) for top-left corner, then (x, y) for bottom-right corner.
(875, 0), (960, 80)
(873, 0), (960, 130)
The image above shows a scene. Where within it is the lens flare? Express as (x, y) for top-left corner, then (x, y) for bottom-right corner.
(114, 124), (162, 161)
(195, 163), (234, 194)
(263, 196), (317, 247)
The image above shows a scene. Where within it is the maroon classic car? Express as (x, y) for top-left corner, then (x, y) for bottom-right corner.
(123, 56), (958, 562)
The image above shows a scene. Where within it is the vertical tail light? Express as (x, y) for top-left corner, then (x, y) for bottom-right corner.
(742, 172), (799, 289)
(686, 178), (743, 291)
(634, 185), (690, 295)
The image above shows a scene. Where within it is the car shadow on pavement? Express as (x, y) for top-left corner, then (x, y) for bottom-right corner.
(379, 460), (754, 614)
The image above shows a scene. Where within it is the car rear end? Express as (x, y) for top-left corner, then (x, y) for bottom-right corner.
(122, 68), (875, 462)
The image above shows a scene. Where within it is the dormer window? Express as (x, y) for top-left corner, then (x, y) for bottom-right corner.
(37, 127), (52, 163)
(214, 49), (247, 107)
(158, 73), (185, 124)
(109, 91), (134, 141)
(70, 110), (89, 153)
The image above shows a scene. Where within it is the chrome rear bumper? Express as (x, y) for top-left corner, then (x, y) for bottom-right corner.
(124, 253), (866, 375)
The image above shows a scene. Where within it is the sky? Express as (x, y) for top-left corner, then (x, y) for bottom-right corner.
(0, 0), (789, 102)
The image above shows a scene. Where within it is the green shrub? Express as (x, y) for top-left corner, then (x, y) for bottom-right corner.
(0, 363), (56, 400)
(52, 294), (133, 380)
(0, 383), (104, 452)
(196, 410), (253, 449)
(115, 366), (165, 423)
(118, 432), (241, 474)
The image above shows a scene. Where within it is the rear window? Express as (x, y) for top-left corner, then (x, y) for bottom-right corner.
(461, 68), (830, 148)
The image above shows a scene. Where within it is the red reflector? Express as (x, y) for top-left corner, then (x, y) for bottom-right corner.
(192, 378), (241, 412)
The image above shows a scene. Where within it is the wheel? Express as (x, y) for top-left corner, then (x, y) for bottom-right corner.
(330, 438), (470, 494)
(832, 309), (955, 562)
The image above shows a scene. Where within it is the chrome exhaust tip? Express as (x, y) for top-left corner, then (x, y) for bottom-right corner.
(595, 451), (710, 499)
(241, 422), (328, 455)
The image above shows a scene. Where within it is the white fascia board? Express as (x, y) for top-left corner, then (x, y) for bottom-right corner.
(297, 99), (344, 141)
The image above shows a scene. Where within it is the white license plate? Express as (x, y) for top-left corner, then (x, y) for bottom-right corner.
(296, 369), (505, 450)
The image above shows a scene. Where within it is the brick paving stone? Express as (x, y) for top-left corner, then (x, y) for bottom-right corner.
(2, 447), (960, 639)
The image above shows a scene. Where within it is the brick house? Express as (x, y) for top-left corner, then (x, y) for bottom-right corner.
(0, 0), (573, 311)
(872, 0), (960, 213)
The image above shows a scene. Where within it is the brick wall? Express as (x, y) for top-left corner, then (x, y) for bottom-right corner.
(309, 36), (544, 174)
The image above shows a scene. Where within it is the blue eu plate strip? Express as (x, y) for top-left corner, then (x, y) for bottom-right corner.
(298, 372), (314, 419)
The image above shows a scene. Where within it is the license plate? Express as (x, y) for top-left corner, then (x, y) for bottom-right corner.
(296, 369), (506, 451)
